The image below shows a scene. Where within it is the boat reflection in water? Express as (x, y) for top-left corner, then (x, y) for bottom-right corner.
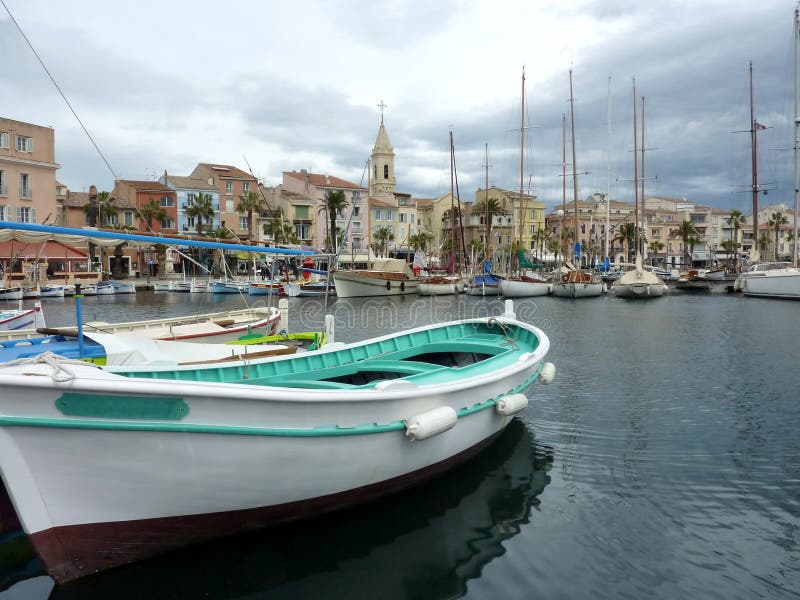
(43, 419), (551, 599)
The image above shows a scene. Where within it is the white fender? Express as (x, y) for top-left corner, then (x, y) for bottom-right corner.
(538, 362), (556, 384)
(405, 406), (457, 441)
(495, 393), (528, 416)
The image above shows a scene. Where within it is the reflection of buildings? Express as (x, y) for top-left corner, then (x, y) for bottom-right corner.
(43, 420), (552, 599)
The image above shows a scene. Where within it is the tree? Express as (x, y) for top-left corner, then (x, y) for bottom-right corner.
(318, 190), (348, 254)
(409, 230), (433, 252)
(758, 233), (769, 258)
(546, 238), (561, 263)
(669, 220), (700, 267)
(262, 209), (299, 245)
(237, 191), (266, 242)
(726, 209), (745, 266)
(139, 198), (167, 232)
(767, 211), (789, 260)
(647, 240), (665, 265)
(720, 239), (739, 266)
(186, 192), (215, 236)
(615, 222), (637, 263)
(373, 226), (394, 257)
(532, 228), (549, 261)
(207, 226), (233, 239)
(473, 196), (507, 258)
(82, 191), (117, 227)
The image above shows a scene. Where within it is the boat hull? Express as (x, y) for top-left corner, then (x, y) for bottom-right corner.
(333, 272), (419, 297)
(551, 282), (604, 298)
(0, 316), (551, 583)
(740, 269), (800, 299)
(499, 279), (551, 297)
(0, 287), (24, 301)
(613, 282), (666, 298)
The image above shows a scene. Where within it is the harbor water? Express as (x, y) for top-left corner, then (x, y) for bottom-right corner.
(1, 291), (798, 599)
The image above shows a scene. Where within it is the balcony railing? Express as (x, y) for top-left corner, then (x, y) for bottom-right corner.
(20, 187), (32, 199)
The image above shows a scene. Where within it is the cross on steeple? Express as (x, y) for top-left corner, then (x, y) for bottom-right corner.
(377, 99), (387, 124)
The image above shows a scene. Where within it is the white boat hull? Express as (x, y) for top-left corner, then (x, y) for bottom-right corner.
(740, 269), (800, 299)
(0, 287), (24, 301)
(499, 279), (551, 297)
(0, 314), (552, 583)
(333, 272), (419, 297)
(551, 282), (604, 298)
(613, 282), (666, 298)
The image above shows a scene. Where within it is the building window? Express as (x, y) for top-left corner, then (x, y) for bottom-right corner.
(160, 217), (174, 229)
(0, 170), (5, 196)
(383, 164), (389, 179)
(239, 216), (248, 230)
(352, 237), (362, 250)
(0, 205), (9, 221)
(187, 193), (196, 204)
(225, 199), (234, 212)
(373, 165), (377, 180)
(530, 224), (535, 234)
(353, 206), (360, 217)
(295, 223), (310, 240)
(295, 205), (309, 220)
(20, 174), (31, 199)
(225, 181), (233, 194)
(124, 211), (133, 226)
(160, 196), (174, 207)
(0, 132), (7, 149)
(243, 182), (250, 193)
(16, 206), (36, 223)
(187, 217), (195, 228)
(652, 229), (660, 238)
(374, 209), (382, 221)
(15, 135), (33, 152)
(399, 213), (407, 223)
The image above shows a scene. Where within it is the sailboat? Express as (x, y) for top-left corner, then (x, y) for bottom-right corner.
(613, 82), (666, 298)
(736, 10), (800, 299)
(552, 70), (604, 299)
(419, 132), (467, 296)
(500, 68), (551, 298)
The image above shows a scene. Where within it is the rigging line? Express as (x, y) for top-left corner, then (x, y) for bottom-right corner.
(1, 0), (118, 181)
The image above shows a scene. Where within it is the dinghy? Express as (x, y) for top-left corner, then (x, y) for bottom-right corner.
(0, 301), (555, 584)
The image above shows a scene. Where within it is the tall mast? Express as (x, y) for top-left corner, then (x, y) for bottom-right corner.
(633, 78), (639, 262)
(750, 61), (760, 262)
(518, 68), (526, 255)
(569, 69), (579, 263)
(606, 76), (611, 262)
(794, 7), (799, 267)
(484, 142), (490, 261)
(562, 113), (567, 259)
(641, 95), (646, 259)
(449, 130), (455, 267)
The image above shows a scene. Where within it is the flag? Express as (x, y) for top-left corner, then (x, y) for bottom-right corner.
(754, 121), (767, 130)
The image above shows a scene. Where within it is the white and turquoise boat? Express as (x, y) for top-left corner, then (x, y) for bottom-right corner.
(0, 301), (554, 584)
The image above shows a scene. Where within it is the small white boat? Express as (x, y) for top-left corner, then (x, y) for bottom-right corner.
(95, 282), (115, 296)
(22, 285), (41, 299)
(465, 274), (501, 296)
(174, 279), (208, 293)
(248, 282), (282, 296)
(551, 270), (604, 298)
(499, 276), (551, 298)
(333, 259), (420, 298)
(0, 302), (46, 333)
(0, 301), (555, 584)
(151, 281), (173, 292)
(39, 285), (66, 298)
(105, 281), (136, 294)
(283, 281), (335, 297)
(0, 287), (24, 301)
(418, 276), (465, 296)
(80, 283), (98, 296)
(735, 262), (800, 299)
(209, 280), (248, 294)
(613, 255), (667, 299)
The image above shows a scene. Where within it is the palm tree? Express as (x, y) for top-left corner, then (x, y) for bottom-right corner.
(185, 192), (215, 236)
(237, 191), (266, 242)
(473, 196), (507, 257)
(532, 228), (549, 261)
(409, 231), (434, 252)
(82, 191), (117, 227)
(615, 223), (637, 263)
(373, 226), (394, 257)
(138, 199), (166, 232)
(687, 236), (702, 266)
(207, 226), (233, 239)
(758, 233), (769, 258)
(720, 239), (739, 267)
(318, 190), (348, 254)
(648, 240), (665, 266)
(767, 211), (789, 260)
(727, 209), (744, 265)
(669, 220), (700, 268)
(546, 238), (561, 263)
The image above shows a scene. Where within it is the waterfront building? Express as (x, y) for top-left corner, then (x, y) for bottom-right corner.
(190, 163), (259, 240)
(282, 170), (366, 253)
(112, 180), (177, 235)
(258, 184), (317, 247)
(473, 187), (544, 254)
(161, 175), (220, 235)
(0, 117), (59, 226)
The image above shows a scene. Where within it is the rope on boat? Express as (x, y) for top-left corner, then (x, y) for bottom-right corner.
(486, 317), (519, 350)
(2, 351), (102, 382)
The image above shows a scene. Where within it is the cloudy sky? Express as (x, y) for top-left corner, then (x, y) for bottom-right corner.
(1, 0), (797, 213)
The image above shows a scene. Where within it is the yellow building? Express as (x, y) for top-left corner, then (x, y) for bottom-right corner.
(474, 187), (544, 252)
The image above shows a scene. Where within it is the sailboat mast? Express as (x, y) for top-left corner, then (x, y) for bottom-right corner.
(633, 78), (639, 262)
(641, 95), (646, 259)
(750, 61), (759, 262)
(485, 142), (490, 261)
(518, 68), (526, 255)
(562, 113), (567, 259)
(794, 7), (799, 267)
(606, 76), (611, 262)
(569, 69), (579, 263)
(449, 130), (456, 270)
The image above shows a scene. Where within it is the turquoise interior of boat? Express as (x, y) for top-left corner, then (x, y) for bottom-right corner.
(116, 321), (540, 390)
